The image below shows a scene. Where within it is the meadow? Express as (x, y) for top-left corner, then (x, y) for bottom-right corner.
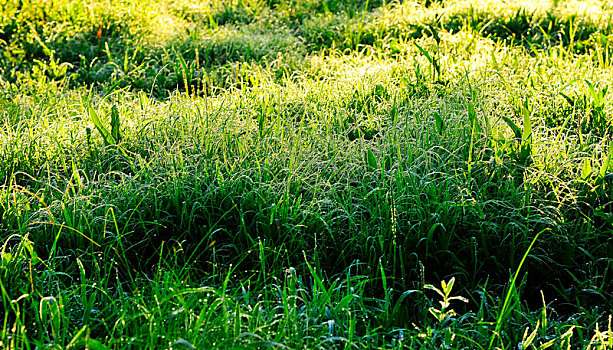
(1, 0), (613, 348)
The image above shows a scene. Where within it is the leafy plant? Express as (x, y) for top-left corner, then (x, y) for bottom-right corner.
(88, 104), (122, 146)
(424, 277), (468, 324)
(584, 80), (609, 136)
(500, 98), (534, 165)
(414, 21), (444, 83)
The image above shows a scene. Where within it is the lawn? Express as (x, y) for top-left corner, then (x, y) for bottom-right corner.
(1, 0), (613, 348)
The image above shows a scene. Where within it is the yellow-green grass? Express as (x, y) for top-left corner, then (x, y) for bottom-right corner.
(1, 0), (613, 348)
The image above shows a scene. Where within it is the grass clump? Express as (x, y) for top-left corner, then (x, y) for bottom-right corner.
(2, 0), (613, 349)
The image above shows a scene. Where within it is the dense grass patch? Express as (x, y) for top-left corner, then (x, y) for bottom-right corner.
(2, 0), (613, 349)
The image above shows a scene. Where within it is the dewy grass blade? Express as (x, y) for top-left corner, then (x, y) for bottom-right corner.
(304, 251), (332, 308)
(488, 229), (547, 350)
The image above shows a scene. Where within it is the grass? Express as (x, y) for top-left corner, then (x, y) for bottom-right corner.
(1, 0), (613, 348)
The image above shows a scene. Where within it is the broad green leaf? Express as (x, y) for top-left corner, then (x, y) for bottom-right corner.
(366, 150), (377, 171)
(428, 24), (440, 45)
(522, 101), (533, 144)
(334, 294), (355, 314)
(110, 104), (121, 144)
(582, 159), (592, 180)
(138, 91), (148, 110)
(177, 49), (190, 84)
(89, 107), (112, 146)
(1, 252), (11, 266)
(559, 92), (575, 107)
(414, 43), (433, 66)
(586, 79), (597, 100)
(442, 277), (455, 295)
(490, 50), (499, 70)
(207, 12), (218, 29)
(258, 114), (265, 137)
(599, 144), (612, 180)
(433, 112), (445, 135)
(468, 101), (482, 134)
(501, 115), (522, 140)
(384, 154), (392, 170)
(519, 101), (533, 163)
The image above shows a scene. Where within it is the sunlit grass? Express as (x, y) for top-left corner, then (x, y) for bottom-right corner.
(1, 0), (613, 349)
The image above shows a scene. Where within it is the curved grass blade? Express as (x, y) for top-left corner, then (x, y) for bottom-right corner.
(88, 107), (112, 146)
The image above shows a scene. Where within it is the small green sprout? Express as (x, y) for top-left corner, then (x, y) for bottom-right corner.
(424, 277), (468, 323)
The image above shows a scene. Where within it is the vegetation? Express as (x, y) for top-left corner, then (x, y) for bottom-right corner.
(1, 0), (613, 348)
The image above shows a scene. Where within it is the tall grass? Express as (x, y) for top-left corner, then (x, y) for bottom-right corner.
(1, 0), (613, 348)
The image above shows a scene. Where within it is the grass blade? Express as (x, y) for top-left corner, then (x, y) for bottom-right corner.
(488, 229), (547, 349)
(88, 107), (112, 146)
(110, 104), (121, 144)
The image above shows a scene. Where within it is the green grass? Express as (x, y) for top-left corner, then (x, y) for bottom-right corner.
(2, 0), (613, 348)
